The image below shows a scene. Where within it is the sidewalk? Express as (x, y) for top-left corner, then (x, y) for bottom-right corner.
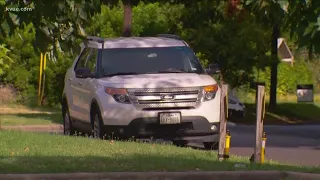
(0, 171), (319, 180)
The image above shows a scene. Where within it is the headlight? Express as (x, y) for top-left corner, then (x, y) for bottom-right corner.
(105, 87), (131, 104)
(203, 84), (219, 101)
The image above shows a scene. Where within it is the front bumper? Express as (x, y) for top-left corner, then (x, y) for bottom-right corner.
(103, 116), (219, 142)
(98, 96), (221, 126)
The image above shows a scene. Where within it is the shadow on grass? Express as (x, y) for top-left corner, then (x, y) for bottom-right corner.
(0, 154), (319, 174)
(0, 113), (62, 125)
(230, 103), (320, 125)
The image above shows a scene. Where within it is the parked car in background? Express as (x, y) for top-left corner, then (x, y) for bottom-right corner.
(228, 94), (246, 118)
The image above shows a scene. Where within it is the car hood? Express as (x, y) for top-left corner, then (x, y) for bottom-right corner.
(98, 73), (217, 89)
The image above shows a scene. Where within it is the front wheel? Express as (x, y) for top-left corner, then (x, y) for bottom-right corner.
(62, 103), (75, 135)
(92, 108), (104, 139)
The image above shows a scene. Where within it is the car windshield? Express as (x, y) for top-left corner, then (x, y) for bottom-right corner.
(100, 46), (205, 76)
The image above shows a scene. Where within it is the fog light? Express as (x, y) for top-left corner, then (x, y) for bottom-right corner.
(117, 95), (127, 102)
(205, 92), (214, 99)
(211, 125), (217, 131)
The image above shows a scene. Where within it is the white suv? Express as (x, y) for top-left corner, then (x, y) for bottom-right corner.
(62, 34), (221, 149)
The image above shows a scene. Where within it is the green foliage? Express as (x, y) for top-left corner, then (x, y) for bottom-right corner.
(2, 0), (320, 107)
(306, 60), (320, 92)
(244, 0), (288, 25)
(285, 0), (320, 53)
(44, 52), (73, 106)
(131, 2), (184, 36)
(0, 44), (13, 76)
(1, 2), (186, 106)
(2, 23), (38, 104)
(178, 1), (271, 88)
(86, 1), (184, 37)
(254, 60), (314, 96)
(85, 3), (123, 37)
(195, 52), (210, 68)
(1, 0), (100, 54)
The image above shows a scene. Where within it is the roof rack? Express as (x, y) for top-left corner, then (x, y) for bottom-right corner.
(157, 34), (182, 40)
(86, 36), (104, 43)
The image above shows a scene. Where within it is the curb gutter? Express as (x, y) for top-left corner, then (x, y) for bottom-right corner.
(0, 171), (320, 180)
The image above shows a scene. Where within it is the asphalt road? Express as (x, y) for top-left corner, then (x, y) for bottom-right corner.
(214, 124), (320, 167)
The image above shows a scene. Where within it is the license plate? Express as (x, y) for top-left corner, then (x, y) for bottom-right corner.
(159, 112), (181, 124)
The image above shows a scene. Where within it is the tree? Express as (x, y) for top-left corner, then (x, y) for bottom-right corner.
(122, 0), (132, 37)
(1, 0), (100, 55)
(0, 44), (13, 76)
(176, 0), (271, 88)
(285, 0), (320, 57)
(244, 0), (288, 109)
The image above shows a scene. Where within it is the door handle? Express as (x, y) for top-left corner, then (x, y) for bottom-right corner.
(68, 78), (72, 81)
(78, 82), (83, 85)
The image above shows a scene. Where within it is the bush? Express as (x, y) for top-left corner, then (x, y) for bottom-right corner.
(0, 44), (13, 76)
(307, 59), (320, 93)
(44, 52), (73, 106)
(253, 60), (314, 96)
(1, 23), (39, 105)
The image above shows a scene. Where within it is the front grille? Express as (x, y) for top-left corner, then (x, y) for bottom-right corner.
(127, 87), (203, 110)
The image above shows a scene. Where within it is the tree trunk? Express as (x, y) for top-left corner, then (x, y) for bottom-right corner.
(220, 70), (224, 85)
(122, 0), (132, 37)
(269, 24), (279, 109)
(308, 44), (313, 61)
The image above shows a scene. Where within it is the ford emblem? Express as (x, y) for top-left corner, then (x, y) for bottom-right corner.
(161, 95), (175, 100)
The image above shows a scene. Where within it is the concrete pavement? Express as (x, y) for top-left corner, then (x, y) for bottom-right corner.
(0, 171), (320, 180)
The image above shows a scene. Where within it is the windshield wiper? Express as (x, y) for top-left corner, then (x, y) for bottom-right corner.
(102, 72), (141, 77)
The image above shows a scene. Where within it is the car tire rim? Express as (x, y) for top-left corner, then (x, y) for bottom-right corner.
(93, 114), (100, 138)
(64, 110), (71, 135)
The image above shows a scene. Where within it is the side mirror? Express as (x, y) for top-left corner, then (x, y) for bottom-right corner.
(205, 63), (220, 75)
(75, 68), (93, 78)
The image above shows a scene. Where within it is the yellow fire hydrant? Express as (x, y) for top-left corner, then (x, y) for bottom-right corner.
(261, 132), (267, 163)
(225, 129), (231, 158)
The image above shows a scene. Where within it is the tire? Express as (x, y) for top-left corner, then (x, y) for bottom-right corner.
(172, 140), (188, 147)
(92, 108), (104, 139)
(228, 109), (233, 118)
(62, 102), (75, 135)
(203, 142), (219, 150)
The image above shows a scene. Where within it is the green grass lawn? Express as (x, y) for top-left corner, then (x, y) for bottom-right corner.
(230, 93), (320, 125)
(0, 130), (319, 173)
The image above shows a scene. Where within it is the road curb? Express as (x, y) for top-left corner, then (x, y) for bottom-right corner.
(0, 171), (319, 180)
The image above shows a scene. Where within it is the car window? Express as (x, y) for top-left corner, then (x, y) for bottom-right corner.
(86, 48), (98, 73)
(75, 48), (91, 70)
(74, 48), (98, 75)
(100, 46), (205, 75)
